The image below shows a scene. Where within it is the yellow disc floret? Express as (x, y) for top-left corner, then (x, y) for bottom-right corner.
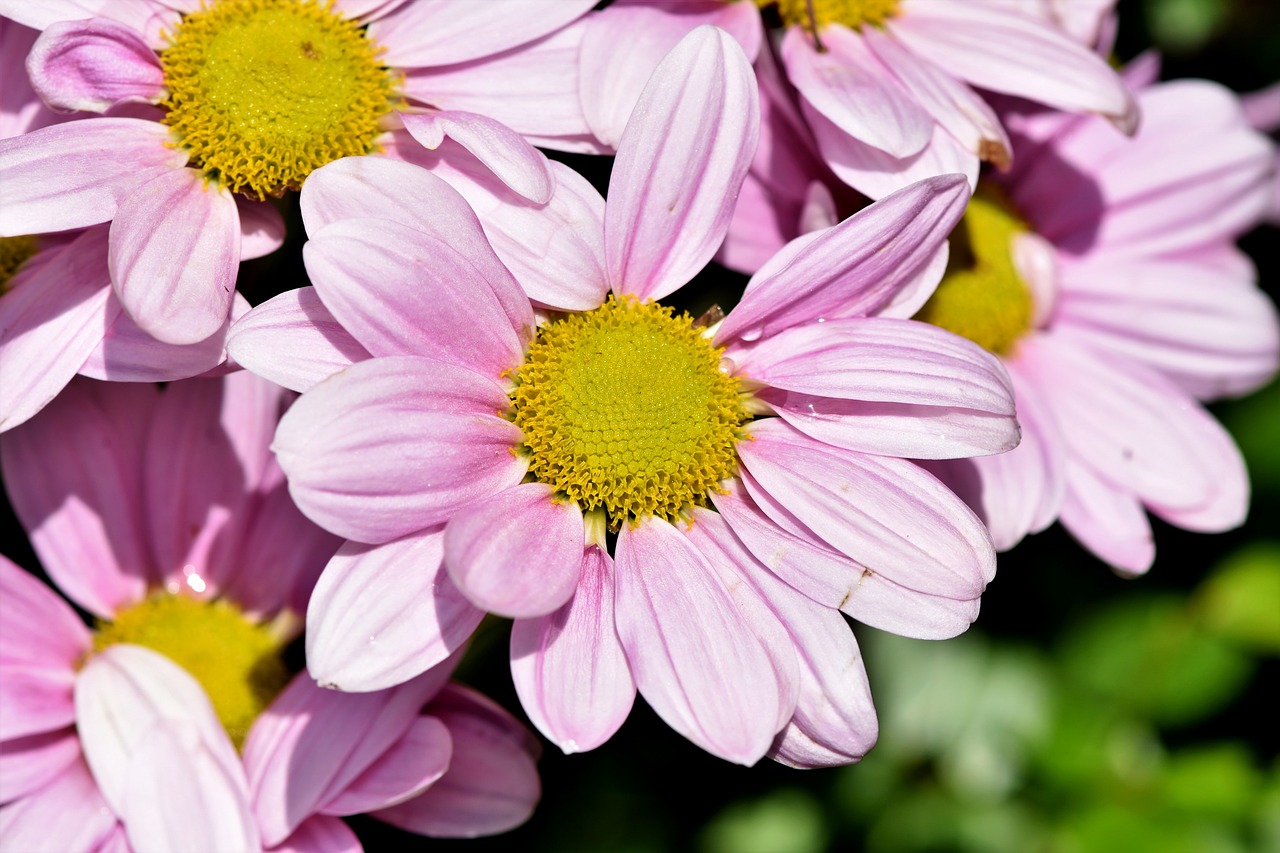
(511, 296), (748, 530)
(160, 0), (397, 199)
(914, 183), (1036, 357)
(93, 594), (290, 749)
(759, 0), (900, 31)
(0, 235), (38, 294)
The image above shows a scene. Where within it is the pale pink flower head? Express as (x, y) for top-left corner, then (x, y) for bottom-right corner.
(0, 374), (540, 850)
(0, 0), (598, 346)
(577, 0), (1137, 199)
(233, 28), (1019, 767)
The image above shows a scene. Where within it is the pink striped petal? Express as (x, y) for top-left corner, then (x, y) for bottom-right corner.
(372, 684), (540, 838)
(783, 25), (932, 158)
(320, 716), (452, 815)
(0, 558), (91, 668)
(0, 118), (182, 235)
(304, 217), (528, 378)
(510, 544), (636, 754)
(888, 1), (1136, 131)
(273, 356), (526, 545)
(605, 26), (758, 301)
(444, 483), (584, 618)
(0, 1), (182, 48)
(0, 227), (117, 433)
(0, 728), (81, 803)
(244, 662), (457, 847)
(613, 518), (790, 765)
(1060, 458), (1154, 575)
(1, 381), (153, 617)
(271, 815), (361, 853)
(0, 757), (120, 852)
(716, 175), (970, 344)
(228, 287), (370, 393)
(400, 110), (553, 204)
(712, 480), (982, 639)
(738, 420), (995, 600)
(0, 666), (77, 739)
(306, 531), (484, 692)
(369, 0), (594, 67)
(75, 645), (257, 853)
(237, 197), (286, 261)
(27, 18), (163, 113)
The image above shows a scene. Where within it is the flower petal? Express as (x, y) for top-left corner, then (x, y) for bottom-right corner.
(0, 666), (77, 740)
(1060, 457), (1154, 575)
(319, 716), (452, 815)
(27, 18), (164, 113)
(444, 483), (584, 618)
(236, 197), (286, 261)
(605, 25), (758, 301)
(0, 757), (120, 852)
(369, 0), (594, 67)
(0, 557), (91, 669)
(509, 544), (636, 754)
(400, 110), (554, 204)
(273, 356), (526, 544)
(0, 728), (82, 803)
(271, 815), (361, 853)
(306, 530), (485, 692)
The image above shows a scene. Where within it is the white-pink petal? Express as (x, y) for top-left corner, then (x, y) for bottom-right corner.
(319, 716), (452, 815)
(400, 110), (554, 204)
(228, 287), (370, 393)
(0, 757), (120, 852)
(26, 18), (164, 113)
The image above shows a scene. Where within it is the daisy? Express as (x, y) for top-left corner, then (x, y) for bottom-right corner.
(0, 373), (540, 850)
(0, 0), (597, 345)
(577, 0), (1137, 198)
(233, 28), (1019, 766)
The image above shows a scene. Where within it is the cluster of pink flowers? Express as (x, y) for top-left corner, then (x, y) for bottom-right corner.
(0, 0), (1275, 849)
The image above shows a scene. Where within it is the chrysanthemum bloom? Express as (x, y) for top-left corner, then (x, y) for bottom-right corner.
(0, 374), (541, 850)
(0, 0), (598, 346)
(232, 28), (1018, 766)
(578, 0), (1136, 198)
(730, 58), (1279, 573)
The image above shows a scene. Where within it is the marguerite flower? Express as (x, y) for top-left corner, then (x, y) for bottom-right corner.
(0, 373), (540, 850)
(0, 0), (597, 345)
(232, 28), (1018, 766)
(578, 0), (1137, 197)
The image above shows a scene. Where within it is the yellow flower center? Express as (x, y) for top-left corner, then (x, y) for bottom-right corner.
(93, 594), (290, 749)
(0, 234), (38, 294)
(511, 296), (748, 531)
(159, 0), (398, 200)
(914, 183), (1035, 357)
(759, 0), (900, 31)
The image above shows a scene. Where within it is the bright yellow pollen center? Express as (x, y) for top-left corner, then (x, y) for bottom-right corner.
(760, 0), (900, 30)
(0, 235), (38, 294)
(160, 0), (397, 199)
(915, 183), (1035, 357)
(93, 594), (290, 750)
(511, 296), (748, 531)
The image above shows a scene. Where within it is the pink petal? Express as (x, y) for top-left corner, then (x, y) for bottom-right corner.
(237, 197), (286, 260)
(612, 517), (791, 765)
(685, 510), (877, 767)
(320, 716), (452, 815)
(1060, 457), (1154, 575)
(0, 1), (182, 48)
(1, 380), (154, 617)
(782, 25), (933, 158)
(306, 531), (484, 692)
(0, 557), (91, 668)
(399, 110), (554, 204)
(716, 174), (970, 344)
(712, 480), (981, 639)
(369, 0), (594, 67)
(74, 645), (257, 853)
(888, 1), (1137, 131)
(0, 226), (117, 433)
(509, 544), (636, 754)
(270, 815), (361, 853)
(27, 18), (164, 113)
(109, 166), (239, 345)
(0, 757), (120, 852)
(0, 118), (183, 235)
(372, 684), (540, 838)
(605, 25), (758, 301)
(0, 666), (77, 739)
(303, 217), (528, 378)
(0, 728), (82, 803)
(227, 287), (371, 393)
(272, 356), (526, 544)
(443, 483), (584, 618)
(738, 419), (995, 600)
(1, 20), (54, 140)
(244, 662), (457, 847)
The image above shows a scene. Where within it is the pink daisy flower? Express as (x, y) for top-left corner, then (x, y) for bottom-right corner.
(0, 0), (598, 345)
(231, 28), (1018, 766)
(577, 0), (1136, 198)
(725, 57), (1278, 573)
(0, 373), (541, 850)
